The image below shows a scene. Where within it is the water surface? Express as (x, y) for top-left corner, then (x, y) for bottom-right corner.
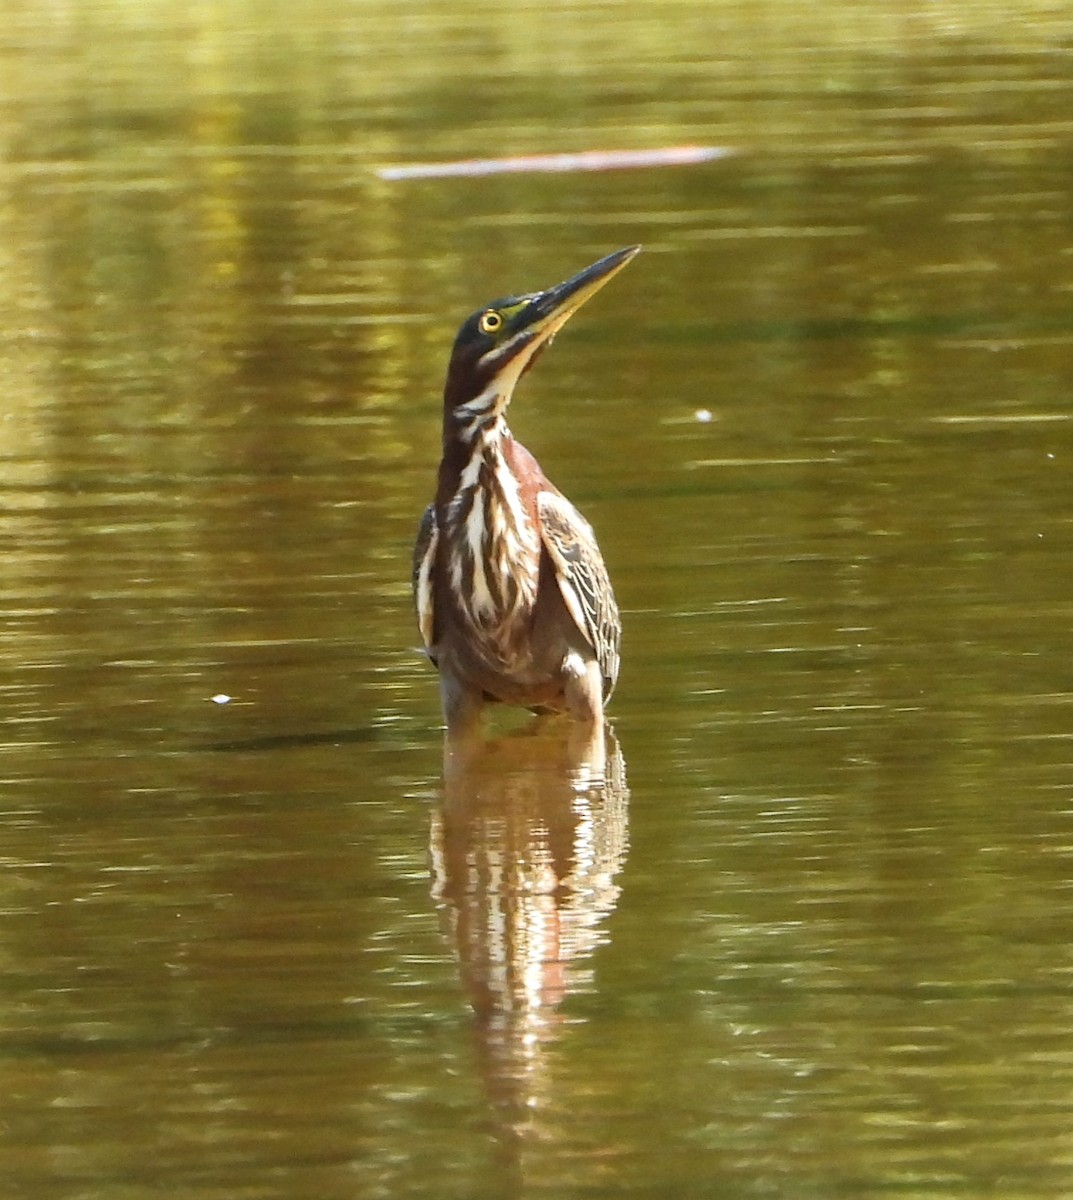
(2, 2), (1073, 1197)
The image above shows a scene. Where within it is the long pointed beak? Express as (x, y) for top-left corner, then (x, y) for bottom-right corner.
(491, 245), (641, 374)
(525, 244), (641, 334)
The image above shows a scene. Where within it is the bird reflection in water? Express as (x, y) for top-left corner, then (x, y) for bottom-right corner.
(429, 723), (629, 1148)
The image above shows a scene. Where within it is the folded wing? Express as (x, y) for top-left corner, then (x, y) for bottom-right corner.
(537, 490), (620, 700)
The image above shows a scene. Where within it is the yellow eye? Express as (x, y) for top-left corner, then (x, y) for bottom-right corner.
(479, 310), (503, 335)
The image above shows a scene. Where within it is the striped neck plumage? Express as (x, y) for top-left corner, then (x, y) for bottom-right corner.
(447, 375), (512, 449)
(441, 405), (539, 640)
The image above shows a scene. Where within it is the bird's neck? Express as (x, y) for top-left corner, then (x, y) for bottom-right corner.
(438, 404), (509, 503)
(443, 376), (510, 449)
(437, 414), (540, 638)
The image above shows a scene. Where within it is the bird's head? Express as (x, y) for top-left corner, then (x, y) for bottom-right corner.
(443, 245), (640, 441)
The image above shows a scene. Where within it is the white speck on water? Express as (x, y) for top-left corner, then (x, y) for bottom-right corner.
(210, 694), (232, 705)
(695, 408), (713, 423)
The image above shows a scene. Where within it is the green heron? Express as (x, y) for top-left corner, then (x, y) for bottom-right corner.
(413, 245), (640, 741)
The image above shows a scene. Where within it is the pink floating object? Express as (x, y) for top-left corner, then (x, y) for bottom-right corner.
(377, 145), (732, 181)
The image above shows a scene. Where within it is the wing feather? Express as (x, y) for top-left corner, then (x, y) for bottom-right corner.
(537, 491), (620, 698)
(412, 504), (438, 657)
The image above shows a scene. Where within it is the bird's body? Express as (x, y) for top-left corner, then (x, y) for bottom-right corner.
(413, 246), (639, 742)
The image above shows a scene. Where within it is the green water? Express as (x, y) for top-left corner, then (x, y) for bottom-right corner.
(2, 2), (1073, 1197)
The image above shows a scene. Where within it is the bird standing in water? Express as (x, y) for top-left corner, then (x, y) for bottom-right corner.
(413, 245), (640, 746)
